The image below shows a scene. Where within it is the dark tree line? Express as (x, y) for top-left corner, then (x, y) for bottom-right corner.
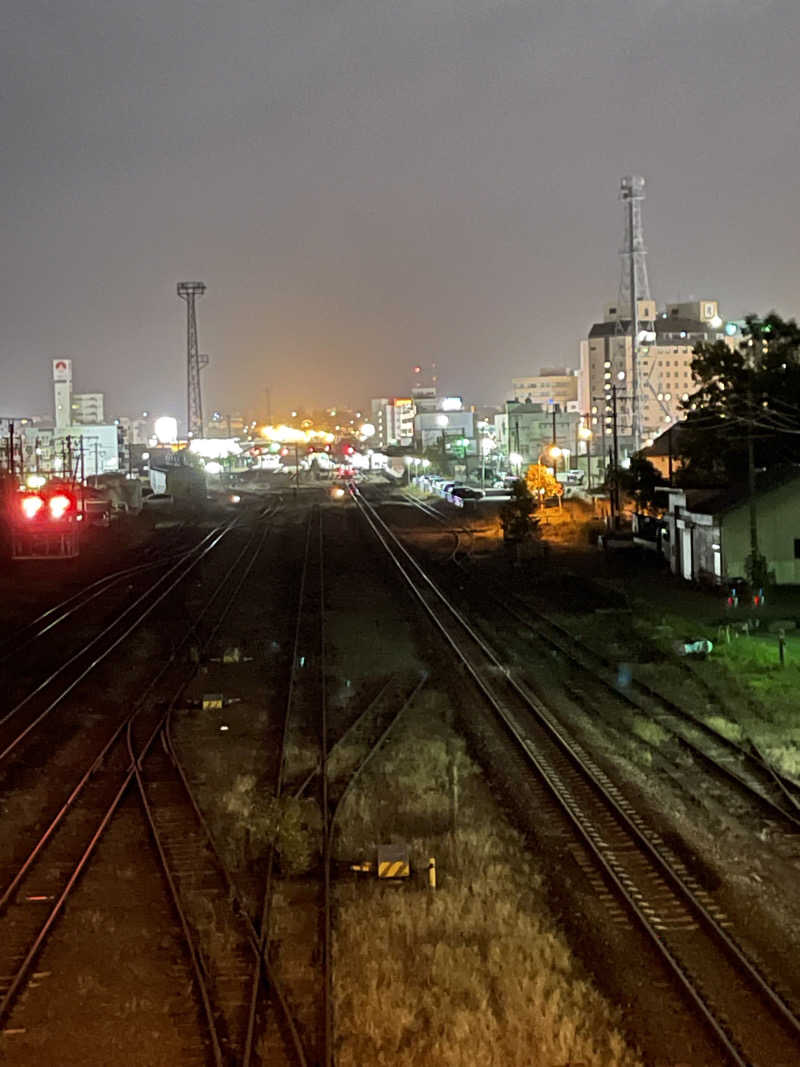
(676, 313), (800, 486)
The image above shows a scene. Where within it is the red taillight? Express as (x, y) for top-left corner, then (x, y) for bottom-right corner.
(21, 494), (45, 519)
(48, 493), (73, 520)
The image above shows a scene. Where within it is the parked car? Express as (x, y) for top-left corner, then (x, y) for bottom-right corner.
(451, 486), (484, 500)
(142, 493), (175, 508)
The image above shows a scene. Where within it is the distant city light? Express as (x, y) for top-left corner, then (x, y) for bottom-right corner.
(154, 415), (178, 444)
(204, 461), (223, 475)
(189, 438), (243, 459)
(435, 414), (449, 428)
(440, 396), (463, 412)
(259, 424), (334, 446)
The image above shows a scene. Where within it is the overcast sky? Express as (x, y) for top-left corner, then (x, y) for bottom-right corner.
(2, 0), (799, 421)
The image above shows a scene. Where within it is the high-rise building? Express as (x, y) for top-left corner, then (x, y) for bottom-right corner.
(369, 397), (416, 447)
(511, 368), (578, 410)
(71, 392), (104, 425)
(579, 299), (741, 448)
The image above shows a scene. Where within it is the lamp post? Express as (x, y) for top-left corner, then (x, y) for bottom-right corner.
(480, 436), (496, 489)
(436, 413), (449, 471)
(508, 451), (523, 477)
(579, 424), (593, 489)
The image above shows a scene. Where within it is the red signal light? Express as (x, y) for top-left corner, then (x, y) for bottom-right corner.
(280, 447), (289, 457)
(49, 493), (73, 520)
(344, 445), (354, 455)
(20, 494), (45, 519)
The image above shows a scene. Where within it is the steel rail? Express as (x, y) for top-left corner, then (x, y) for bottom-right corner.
(0, 519), (268, 920)
(0, 517), (270, 1035)
(0, 522), (238, 764)
(0, 537), (211, 665)
(399, 490), (800, 825)
(325, 672), (429, 832)
(129, 512), (307, 1067)
(459, 565), (800, 827)
(0, 521), (226, 729)
(243, 508), (318, 1067)
(319, 507), (333, 1067)
(291, 677), (396, 801)
(354, 487), (800, 1067)
(161, 717), (308, 1067)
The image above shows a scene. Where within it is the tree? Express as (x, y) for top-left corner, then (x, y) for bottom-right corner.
(524, 463), (561, 502)
(616, 455), (665, 512)
(676, 313), (800, 484)
(500, 478), (540, 542)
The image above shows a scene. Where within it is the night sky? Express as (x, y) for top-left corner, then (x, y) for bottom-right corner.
(2, 1), (799, 421)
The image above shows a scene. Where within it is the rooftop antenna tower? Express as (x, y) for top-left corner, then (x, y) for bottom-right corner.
(617, 176), (652, 449)
(177, 282), (208, 439)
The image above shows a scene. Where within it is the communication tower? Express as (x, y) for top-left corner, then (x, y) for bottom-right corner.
(617, 176), (654, 449)
(177, 282), (208, 438)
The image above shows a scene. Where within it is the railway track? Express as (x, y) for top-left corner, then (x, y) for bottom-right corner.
(0, 533), (214, 666)
(0, 520), (239, 766)
(354, 486), (800, 1067)
(464, 574), (800, 827)
(398, 489), (800, 829)
(0, 513), (288, 1056)
(245, 506), (429, 1067)
(247, 505), (326, 1066)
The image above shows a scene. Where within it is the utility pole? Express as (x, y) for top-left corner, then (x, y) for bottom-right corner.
(667, 424), (674, 485)
(177, 282), (208, 440)
(587, 422), (593, 491)
(8, 421), (14, 484)
(611, 385), (621, 527)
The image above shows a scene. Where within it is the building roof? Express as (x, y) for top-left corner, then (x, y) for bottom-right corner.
(588, 317), (716, 342)
(665, 467), (800, 516)
(644, 422), (688, 457)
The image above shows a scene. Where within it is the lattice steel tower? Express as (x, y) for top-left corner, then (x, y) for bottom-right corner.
(177, 282), (208, 439)
(617, 176), (653, 449)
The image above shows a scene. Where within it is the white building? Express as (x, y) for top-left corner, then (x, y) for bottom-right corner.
(71, 392), (104, 425)
(414, 407), (476, 452)
(370, 397), (416, 447)
(579, 299), (742, 447)
(18, 424), (119, 478)
(53, 358), (72, 429)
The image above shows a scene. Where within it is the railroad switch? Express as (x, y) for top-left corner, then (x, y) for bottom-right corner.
(377, 844), (410, 879)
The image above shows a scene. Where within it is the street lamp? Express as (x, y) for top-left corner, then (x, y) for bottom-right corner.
(436, 414), (449, 465)
(578, 424), (593, 490)
(508, 451), (523, 476)
(480, 436), (496, 489)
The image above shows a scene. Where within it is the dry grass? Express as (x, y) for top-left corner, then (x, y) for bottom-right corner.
(332, 696), (642, 1067)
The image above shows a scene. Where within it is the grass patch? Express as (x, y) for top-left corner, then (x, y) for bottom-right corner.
(333, 693), (642, 1067)
(221, 773), (321, 874)
(631, 717), (668, 747)
(555, 606), (800, 779)
(704, 715), (744, 744)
